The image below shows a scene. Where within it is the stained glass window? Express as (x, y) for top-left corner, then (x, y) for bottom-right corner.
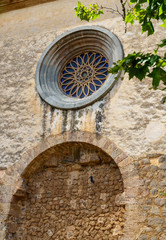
(59, 52), (109, 98)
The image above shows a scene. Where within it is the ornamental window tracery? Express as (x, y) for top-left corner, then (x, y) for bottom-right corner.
(35, 26), (123, 109)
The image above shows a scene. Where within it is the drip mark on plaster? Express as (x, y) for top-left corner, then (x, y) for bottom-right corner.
(62, 110), (68, 133)
(95, 102), (106, 132)
(70, 110), (77, 132)
(41, 102), (47, 138)
(50, 105), (55, 125)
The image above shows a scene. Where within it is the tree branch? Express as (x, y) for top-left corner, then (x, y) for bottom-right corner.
(101, 5), (124, 18)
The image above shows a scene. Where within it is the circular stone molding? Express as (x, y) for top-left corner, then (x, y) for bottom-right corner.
(35, 26), (124, 109)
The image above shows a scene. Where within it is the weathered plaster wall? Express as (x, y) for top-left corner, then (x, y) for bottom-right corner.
(0, 0), (165, 167)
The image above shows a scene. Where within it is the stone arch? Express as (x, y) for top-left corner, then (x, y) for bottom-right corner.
(0, 131), (143, 240)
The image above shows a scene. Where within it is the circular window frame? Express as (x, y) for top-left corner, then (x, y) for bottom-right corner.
(35, 26), (124, 110)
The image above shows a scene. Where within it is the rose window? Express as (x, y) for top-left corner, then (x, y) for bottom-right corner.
(59, 52), (109, 98)
(35, 26), (124, 109)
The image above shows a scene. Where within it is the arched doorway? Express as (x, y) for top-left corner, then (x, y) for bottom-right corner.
(1, 131), (142, 240)
(6, 142), (125, 239)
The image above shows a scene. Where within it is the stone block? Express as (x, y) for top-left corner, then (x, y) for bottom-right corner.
(155, 198), (165, 207)
(150, 206), (160, 215)
(159, 179), (166, 187)
(13, 188), (27, 200)
(138, 234), (148, 240)
(141, 159), (150, 165)
(148, 217), (163, 226)
(44, 155), (58, 167)
(159, 163), (166, 170)
(8, 222), (17, 233)
(159, 155), (166, 163)
(150, 188), (158, 196)
(114, 152), (128, 164)
(159, 234), (166, 240)
(80, 153), (100, 165)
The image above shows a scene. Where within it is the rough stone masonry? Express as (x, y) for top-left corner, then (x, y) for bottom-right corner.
(0, 0), (165, 239)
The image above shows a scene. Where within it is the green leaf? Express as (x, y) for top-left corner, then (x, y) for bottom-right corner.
(142, 20), (154, 35)
(125, 12), (135, 24)
(161, 97), (166, 104)
(74, 2), (103, 22)
(160, 20), (166, 28)
(150, 55), (160, 65)
(139, 0), (147, 3)
(148, 67), (162, 88)
(130, 0), (138, 3)
(109, 64), (121, 74)
(159, 4), (163, 15)
(77, 1), (81, 7)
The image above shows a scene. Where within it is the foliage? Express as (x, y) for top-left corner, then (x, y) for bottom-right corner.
(75, 0), (166, 102)
(126, 0), (166, 36)
(74, 1), (103, 21)
(109, 39), (166, 89)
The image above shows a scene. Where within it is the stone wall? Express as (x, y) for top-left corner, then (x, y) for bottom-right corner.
(6, 143), (124, 240)
(0, 132), (143, 240)
(0, 0), (166, 239)
(136, 155), (166, 240)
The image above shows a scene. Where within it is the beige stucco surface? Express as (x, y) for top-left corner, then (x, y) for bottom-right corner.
(0, 0), (166, 168)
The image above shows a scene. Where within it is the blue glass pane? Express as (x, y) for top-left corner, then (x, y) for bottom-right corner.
(78, 57), (82, 65)
(61, 78), (65, 82)
(84, 55), (88, 63)
(71, 61), (77, 68)
(72, 93), (77, 97)
(84, 85), (88, 95)
(71, 86), (77, 94)
(80, 93), (85, 98)
(66, 90), (70, 95)
(66, 83), (74, 90)
(89, 55), (94, 63)
(96, 75), (106, 79)
(63, 74), (73, 78)
(97, 69), (107, 73)
(90, 83), (95, 91)
(66, 68), (74, 72)
(97, 62), (105, 68)
(94, 80), (102, 85)
(63, 79), (72, 85)
(94, 58), (100, 65)
(78, 86), (82, 96)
